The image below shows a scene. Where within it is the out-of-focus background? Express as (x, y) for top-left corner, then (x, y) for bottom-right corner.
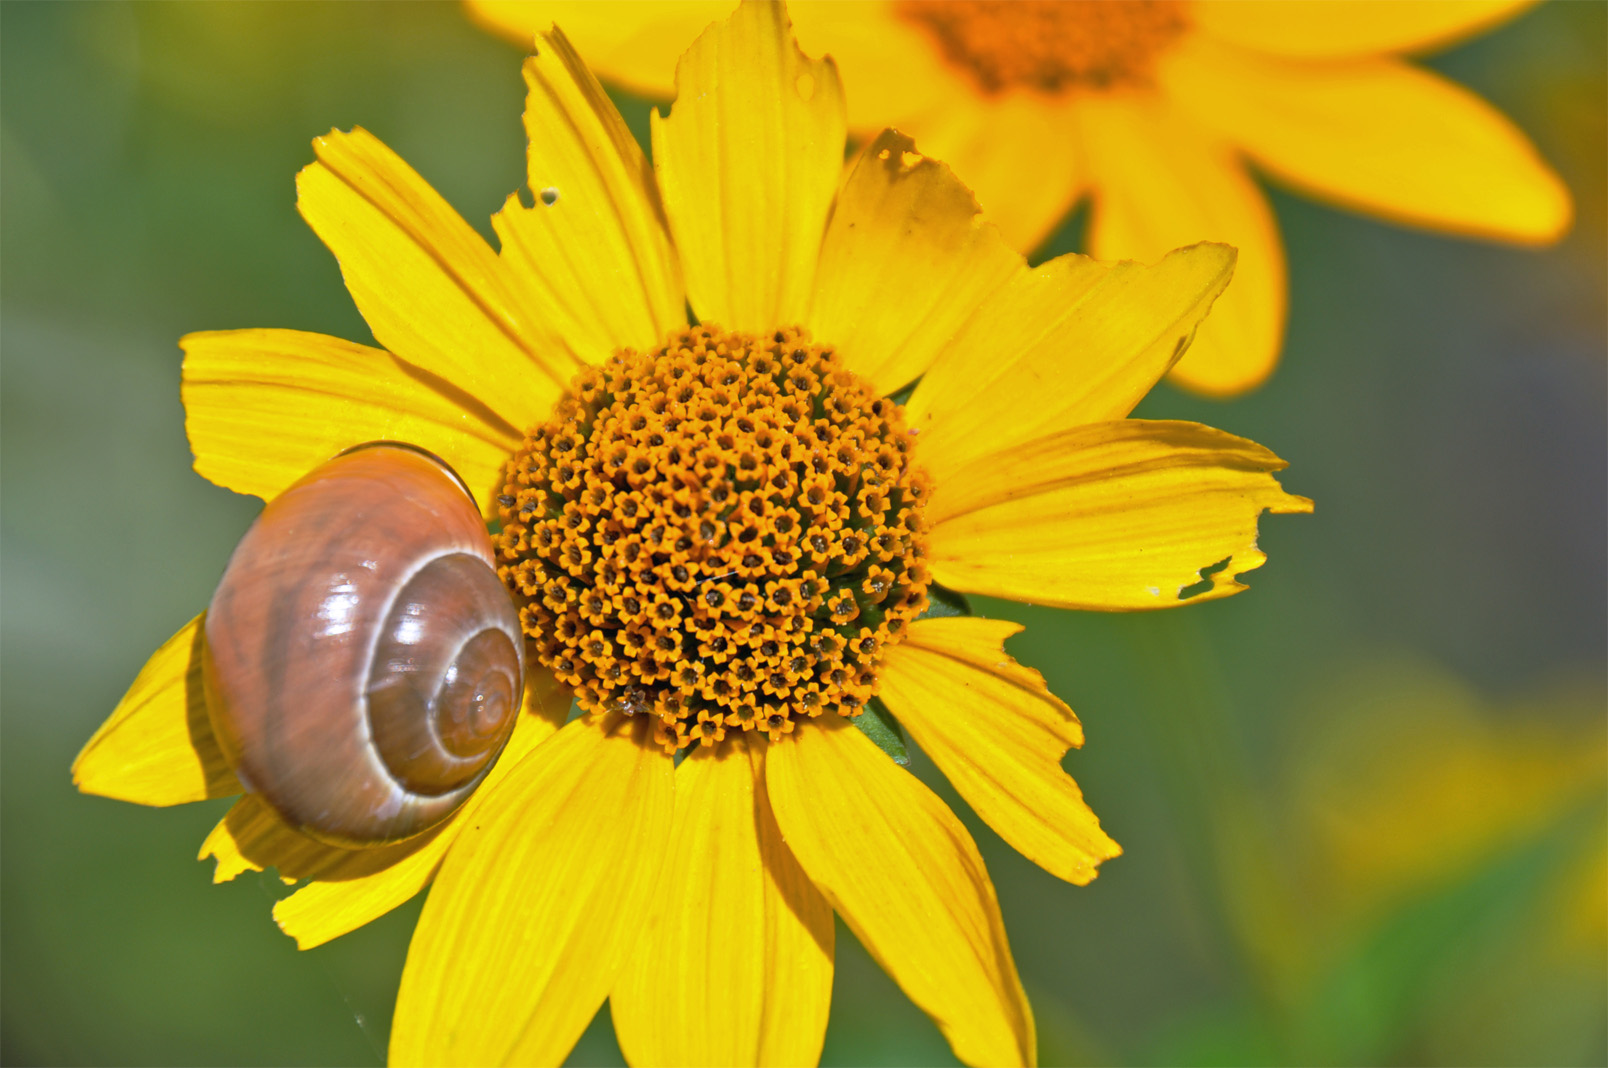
(2, 2), (1603, 1065)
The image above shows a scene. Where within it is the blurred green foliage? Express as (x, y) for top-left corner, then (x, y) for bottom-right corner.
(2, 2), (1603, 1065)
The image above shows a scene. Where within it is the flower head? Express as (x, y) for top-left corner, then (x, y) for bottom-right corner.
(73, 3), (1309, 1064)
(471, 0), (1574, 396)
(500, 326), (936, 748)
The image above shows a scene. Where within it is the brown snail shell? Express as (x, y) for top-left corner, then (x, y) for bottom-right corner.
(202, 443), (525, 847)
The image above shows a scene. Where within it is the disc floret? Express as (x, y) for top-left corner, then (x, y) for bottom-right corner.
(498, 326), (933, 751)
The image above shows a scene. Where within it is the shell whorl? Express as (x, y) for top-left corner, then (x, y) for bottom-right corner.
(202, 444), (525, 846)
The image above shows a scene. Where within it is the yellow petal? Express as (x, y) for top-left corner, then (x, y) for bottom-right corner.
(270, 669), (573, 950)
(1191, 0), (1538, 59)
(613, 733), (833, 1067)
(880, 618), (1121, 886)
(296, 127), (571, 431)
(904, 242), (1235, 485)
(787, 1), (1085, 251)
(651, 0), (846, 332)
(465, 0), (726, 98)
(491, 27), (686, 369)
(181, 328), (520, 517)
(72, 614), (240, 806)
(789, 0), (978, 131)
(767, 717), (1035, 1067)
(1159, 37), (1572, 246)
(928, 419), (1312, 611)
(390, 714), (673, 1067)
(199, 669), (565, 887)
(199, 672), (567, 883)
(1076, 91), (1286, 397)
(878, 92), (1084, 255)
(806, 130), (1021, 395)
(464, 0), (969, 144)
(199, 794), (450, 886)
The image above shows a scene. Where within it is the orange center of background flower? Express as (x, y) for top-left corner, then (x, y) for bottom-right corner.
(498, 326), (933, 752)
(899, 0), (1188, 93)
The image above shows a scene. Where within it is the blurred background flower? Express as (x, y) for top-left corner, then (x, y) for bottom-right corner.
(470, 0), (1573, 396)
(1, 2), (1602, 1065)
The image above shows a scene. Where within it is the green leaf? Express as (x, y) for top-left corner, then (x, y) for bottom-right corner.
(853, 697), (910, 766)
(917, 582), (971, 620)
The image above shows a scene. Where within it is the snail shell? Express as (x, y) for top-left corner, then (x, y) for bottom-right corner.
(202, 443), (525, 847)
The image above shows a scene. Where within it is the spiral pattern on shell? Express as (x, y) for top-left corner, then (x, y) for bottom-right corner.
(202, 443), (525, 846)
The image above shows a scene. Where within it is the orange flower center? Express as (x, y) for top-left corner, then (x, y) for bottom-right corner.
(898, 0), (1188, 94)
(497, 325), (933, 752)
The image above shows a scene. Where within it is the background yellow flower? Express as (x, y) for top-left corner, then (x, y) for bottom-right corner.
(470, 0), (1574, 396)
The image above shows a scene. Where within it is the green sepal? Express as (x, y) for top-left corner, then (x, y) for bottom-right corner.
(852, 697), (910, 766)
(917, 582), (971, 620)
(886, 379), (918, 406)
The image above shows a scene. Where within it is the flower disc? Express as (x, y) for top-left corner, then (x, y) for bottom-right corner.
(498, 326), (933, 751)
(899, 0), (1188, 92)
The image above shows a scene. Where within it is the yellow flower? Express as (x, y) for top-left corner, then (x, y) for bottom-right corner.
(72, 3), (1309, 1064)
(469, 0), (1574, 396)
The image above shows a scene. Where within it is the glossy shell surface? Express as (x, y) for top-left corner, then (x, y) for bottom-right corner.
(202, 445), (524, 846)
